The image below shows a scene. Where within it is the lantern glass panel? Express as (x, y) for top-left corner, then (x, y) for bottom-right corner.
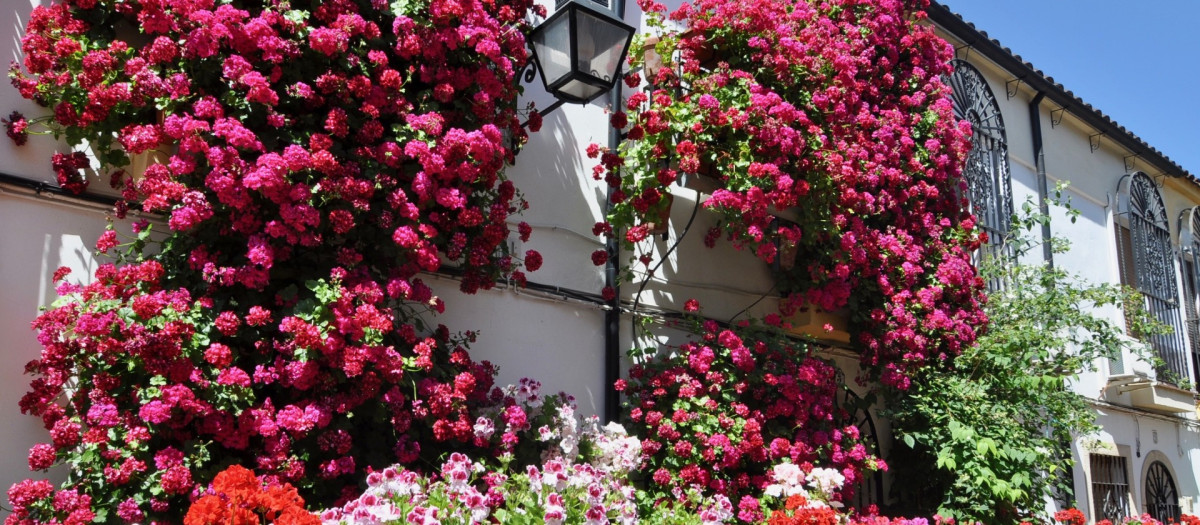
(575, 9), (630, 83)
(531, 13), (573, 87)
(557, 79), (607, 102)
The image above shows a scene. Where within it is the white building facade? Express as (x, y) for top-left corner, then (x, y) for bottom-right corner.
(0, 0), (1196, 522)
(929, 4), (1200, 521)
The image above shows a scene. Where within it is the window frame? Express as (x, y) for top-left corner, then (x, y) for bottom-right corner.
(945, 59), (1013, 281)
(1089, 453), (1132, 522)
(1143, 460), (1181, 522)
(1176, 206), (1200, 389)
(1115, 172), (1190, 386)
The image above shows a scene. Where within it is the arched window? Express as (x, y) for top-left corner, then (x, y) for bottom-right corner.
(1177, 206), (1200, 387)
(837, 388), (882, 510)
(946, 59), (1012, 271)
(1115, 173), (1189, 384)
(1144, 461), (1180, 522)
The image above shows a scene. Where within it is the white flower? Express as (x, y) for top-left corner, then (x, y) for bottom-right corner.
(765, 461), (809, 497)
(366, 501), (403, 522)
(473, 417), (495, 440)
(602, 421), (627, 436)
(806, 467), (845, 498)
(771, 462), (805, 486)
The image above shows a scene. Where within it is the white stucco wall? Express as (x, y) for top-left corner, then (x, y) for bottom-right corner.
(937, 24), (1200, 521)
(0, 190), (116, 499)
(0, 0), (1196, 519)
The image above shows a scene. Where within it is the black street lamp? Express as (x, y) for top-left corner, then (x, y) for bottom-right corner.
(528, 0), (636, 107)
(525, 0), (634, 424)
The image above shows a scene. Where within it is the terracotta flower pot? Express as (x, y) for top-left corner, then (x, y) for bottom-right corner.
(641, 29), (720, 84)
(780, 299), (851, 345)
(644, 193), (674, 236)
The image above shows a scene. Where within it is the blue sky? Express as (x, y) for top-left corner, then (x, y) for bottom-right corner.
(941, 1), (1200, 175)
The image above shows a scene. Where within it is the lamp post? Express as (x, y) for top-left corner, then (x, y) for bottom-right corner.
(527, 0), (635, 113)
(526, 0), (634, 422)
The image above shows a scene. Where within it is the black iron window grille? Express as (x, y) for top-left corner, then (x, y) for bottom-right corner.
(1177, 206), (1200, 389)
(1145, 460), (1181, 522)
(1090, 454), (1131, 522)
(946, 60), (1013, 288)
(837, 388), (882, 510)
(1115, 173), (1190, 385)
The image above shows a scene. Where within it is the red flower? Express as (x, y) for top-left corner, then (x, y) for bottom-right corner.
(1054, 509), (1086, 525)
(4, 110), (28, 145)
(524, 250), (542, 272)
(51, 266), (71, 282)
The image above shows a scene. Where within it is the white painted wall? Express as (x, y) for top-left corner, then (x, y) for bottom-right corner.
(938, 26), (1200, 521)
(0, 0), (1196, 519)
(0, 190), (116, 498)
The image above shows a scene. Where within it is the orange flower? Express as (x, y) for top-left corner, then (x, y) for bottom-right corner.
(185, 466), (317, 524)
(784, 495), (809, 510)
(184, 495), (231, 525)
(276, 507), (322, 525)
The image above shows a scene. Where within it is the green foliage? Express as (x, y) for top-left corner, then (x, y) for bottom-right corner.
(887, 188), (1163, 523)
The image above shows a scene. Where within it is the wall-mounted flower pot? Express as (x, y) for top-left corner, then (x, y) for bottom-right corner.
(780, 299), (851, 345)
(674, 156), (722, 194)
(641, 29), (720, 84)
(109, 110), (173, 187)
(777, 239), (798, 271)
(643, 193), (673, 236)
(685, 31), (719, 70)
(642, 36), (667, 83)
(127, 146), (172, 185)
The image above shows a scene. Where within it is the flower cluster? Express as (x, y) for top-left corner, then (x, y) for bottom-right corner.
(17, 257), (509, 517)
(467, 378), (589, 466)
(1052, 509), (1085, 525)
(4, 110), (28, 145)
(620, 312), (880, 516)
(319, 448), (648, 524)
(184, 465), (319, 525)
(762, 463), (849, 525)
(1047, 510), (1200, 525)
(597, 0), (986, 388)
(10, 0), (544, 517)
(5, 479), (94, 525)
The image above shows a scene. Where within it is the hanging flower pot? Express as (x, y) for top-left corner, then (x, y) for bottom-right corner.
(679, 158), (721, 194)
(126, 145), (172, 184)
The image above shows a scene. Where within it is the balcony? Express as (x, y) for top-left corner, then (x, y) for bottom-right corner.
(1107, 374), (1195, 415)
(1106, 336), (1197, 415)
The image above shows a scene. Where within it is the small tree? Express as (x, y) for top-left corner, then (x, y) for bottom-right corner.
(888, 189), (1162, 523)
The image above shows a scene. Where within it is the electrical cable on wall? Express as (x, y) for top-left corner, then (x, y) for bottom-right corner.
(630, 188), (702, 339)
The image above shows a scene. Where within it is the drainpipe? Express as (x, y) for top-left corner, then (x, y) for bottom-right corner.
(603, 0), (627, 424)
(1028, 91), (1053, 266)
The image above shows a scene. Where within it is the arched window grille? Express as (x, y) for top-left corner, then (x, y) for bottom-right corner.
(1144, 461), (1180, 522)
(1176, 207), (1200, 388)
(1115, 173), (1189, 384)
(946, 59), (1013, 278)
(836, 388), (882, 510)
